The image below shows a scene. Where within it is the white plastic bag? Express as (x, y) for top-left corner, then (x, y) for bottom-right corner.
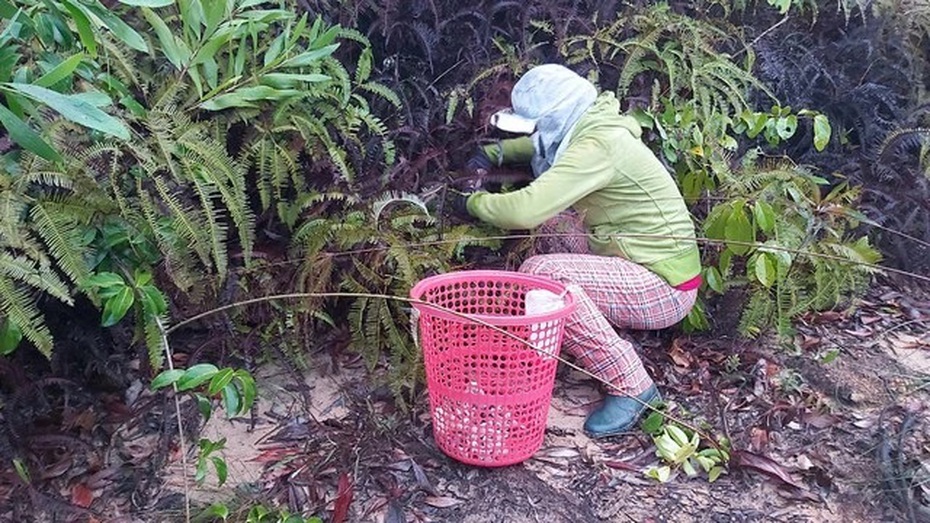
(525, 289), (565, 358)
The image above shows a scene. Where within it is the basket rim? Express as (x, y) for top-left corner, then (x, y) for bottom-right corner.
(409, 270), (577, 326)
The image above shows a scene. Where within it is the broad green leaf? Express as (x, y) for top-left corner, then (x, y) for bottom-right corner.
(197, 394), (212, 421)
(752, 200), (776, 235)
(200, 86), (301, 110)
(211, 456), (227, 486)
(753, 253), (777, 288)
(641, 410), (665, 435)
(263, 32), (286, 66)
(724, 207), (754, 255)
(0, 319), (23, 355)
(191, 25), (236, 66)
(0, 103), (60, 161)
(703, 204), (731, 240)
(708, 466), (723, 482)
(101, 286), (135, 326)
(177, 363), (220, 391)
(4, 83), (129, 139)
(84, 271), (125, 288)
(202, 0), (227, 35)
(745, 112), (767, 139)
(813, 114), (831, 152)
(705, 266), (724, 293)
(140, 285), (169, 315)
(234, 370), (256, 411)
(118, 0), (175, 6)
(645, 465), (672, 483)
(207, 368), (234, 395)
(281, 43), (339, 68)
(259, 72), (329, 89)
(35, 53), (83, 87)
(72, 91), (112, 107)
(0, 0), (17, 19)
(312, 23), (339, 50)
(142, 8), (190, 70)
(221, 382), (240, 415)
(84, 2), (149, 52)
(775, 115), (798, 140)
(58, 0), (97, 57)
(150, 369), (185, 389)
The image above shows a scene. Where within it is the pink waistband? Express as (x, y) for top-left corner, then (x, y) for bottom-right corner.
(674, 274), (702, 291)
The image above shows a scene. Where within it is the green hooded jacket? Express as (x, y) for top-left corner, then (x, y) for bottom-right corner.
(467, 92), (701, 287)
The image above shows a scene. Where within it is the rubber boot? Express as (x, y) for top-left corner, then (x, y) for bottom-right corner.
(583, 384), (661, 439)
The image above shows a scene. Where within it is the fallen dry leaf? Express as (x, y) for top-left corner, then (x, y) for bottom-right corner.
(890, 333), (929, 350)
(424, 496), (464, 508)
(539, 446), (580, 459)
(844, 328), (873, 338)
(71, 483), (94, 508)
(734, 451), (809, 492)
(332, 473), (353, 523)
(802, 412), (839, 429)
(668, 339), (693, 368)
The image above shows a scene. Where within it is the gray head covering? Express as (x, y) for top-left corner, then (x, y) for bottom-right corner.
(508, 64), (598, 176)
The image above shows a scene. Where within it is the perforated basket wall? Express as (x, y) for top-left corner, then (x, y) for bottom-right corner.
(410, 271), (576, 466)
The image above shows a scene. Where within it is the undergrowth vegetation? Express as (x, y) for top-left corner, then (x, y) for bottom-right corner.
(2, 0), (930, 515)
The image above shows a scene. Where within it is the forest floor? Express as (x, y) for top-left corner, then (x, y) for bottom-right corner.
(3, 278), (930, 522)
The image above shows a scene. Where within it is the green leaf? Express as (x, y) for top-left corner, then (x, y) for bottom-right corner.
(0, 103), (60, 161)
(59, 0), (97, 57)
(259, 72), (329, 88)
(142, 8), (190, 70)
(641, 410), (665, 435)
(708, 466), (724, 482)
(84, 271), (125, 288)
(705, 266), (724, 293)
(197, 394), (213, 422)
(101, 286), (134, 326)
(775, 115), (798, 140)
(3, 83), (129, 139)
(207, 368), (234, 395)
(813, 114), (831, 152)
(645, 465), (671, 482)
(35, 53), (83, 88)
(820, 348), (840, 364)
(84, 2), (149, 52)
(140, 285), (169, 315)
(200, 86), (302, 110)
(753, 253), (777, 288)
(151, 369), (185, 389)
(0, 319), (23, 355)
(177, 363), (220, 391)
(234, 371), (256, 411)
(202, 0), (226, 34)
(211, 456), (228, 486)
(281, 43), (338, 68)
(118, 0), (175, 5)
(724, 206), (754, 255)
(221, 382), (240, 415)
(263, 32), (286, 66)
(752, 200), (776, 235)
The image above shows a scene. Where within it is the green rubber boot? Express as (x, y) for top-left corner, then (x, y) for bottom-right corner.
(583, 384), (661, 439)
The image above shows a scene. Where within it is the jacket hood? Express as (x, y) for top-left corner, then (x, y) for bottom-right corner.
(508, 64), (598, 175)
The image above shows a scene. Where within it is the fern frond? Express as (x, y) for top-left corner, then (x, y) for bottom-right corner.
(0, 253), (72, 304)
(29, 201), (92, 286)
(0, 275), (55, 357)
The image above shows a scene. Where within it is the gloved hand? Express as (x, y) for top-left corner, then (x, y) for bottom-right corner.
(464, 147), (494, 176)
(447, 187), (476, 220)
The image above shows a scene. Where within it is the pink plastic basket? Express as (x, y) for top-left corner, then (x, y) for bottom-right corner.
(410, 270), (576, 466)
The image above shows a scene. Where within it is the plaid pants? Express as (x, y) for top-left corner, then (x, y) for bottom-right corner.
(520, 214), (697, 396)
